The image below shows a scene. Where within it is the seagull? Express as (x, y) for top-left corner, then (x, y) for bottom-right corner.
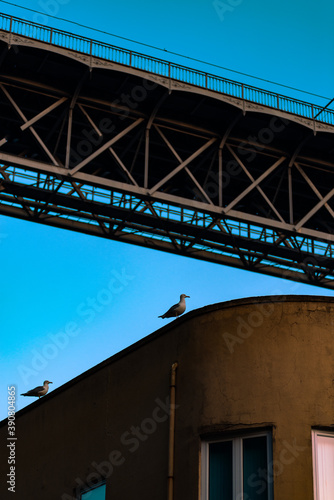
(159, 294), (190, 319)
(21, 380), (53, 399)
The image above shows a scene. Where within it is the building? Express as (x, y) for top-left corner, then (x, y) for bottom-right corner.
(1, 295), (334, 499)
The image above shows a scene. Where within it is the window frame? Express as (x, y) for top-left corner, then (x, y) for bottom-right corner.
(79, 482), (106, 500)
(312, 429), (334, 500)
(201, 430), (273, 500)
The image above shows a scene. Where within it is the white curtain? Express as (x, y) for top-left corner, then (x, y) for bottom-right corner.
(315, 434), (334, 500)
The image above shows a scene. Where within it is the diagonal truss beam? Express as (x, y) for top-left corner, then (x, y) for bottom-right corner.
(295, 162), (334, 219)
(295, 186), (334, 231)
(69, 118), (144, 175)
(226, 145), (285, 222)
(149, 136), (217, 195)
(154, 124), (214, 204)
(77, 104), (138, 186)
(0, 84), (59, 166)
(20, 96), (68, 131)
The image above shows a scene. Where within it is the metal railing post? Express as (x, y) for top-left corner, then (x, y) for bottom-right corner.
(242, 84), (246, 115)
(8, 16), (13, 47)
(89, 39), (93, 69)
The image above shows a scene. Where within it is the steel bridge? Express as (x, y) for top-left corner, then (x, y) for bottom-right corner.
(1, 14), (334, 288)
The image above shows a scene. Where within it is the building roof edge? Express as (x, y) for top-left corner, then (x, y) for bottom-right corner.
(2, 294), (333, 425)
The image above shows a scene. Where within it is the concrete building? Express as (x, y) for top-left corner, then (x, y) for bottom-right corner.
(1, 295), (334, 500)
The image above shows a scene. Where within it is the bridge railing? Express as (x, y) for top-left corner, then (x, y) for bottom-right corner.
(1, 13), (333, 126)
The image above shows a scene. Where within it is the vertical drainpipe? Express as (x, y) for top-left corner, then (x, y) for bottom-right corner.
(168, 362), (178, 500)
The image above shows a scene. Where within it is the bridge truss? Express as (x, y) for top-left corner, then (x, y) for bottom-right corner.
(1, 16), (334, 288)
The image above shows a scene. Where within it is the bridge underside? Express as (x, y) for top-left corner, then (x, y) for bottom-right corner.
(1, 35), (334, 288)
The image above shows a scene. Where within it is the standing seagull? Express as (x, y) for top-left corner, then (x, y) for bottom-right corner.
(159, 294), (190, 319)
(21, 380), (53, 399)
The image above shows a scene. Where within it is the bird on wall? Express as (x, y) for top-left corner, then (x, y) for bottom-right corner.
(21, 380), (53, 399)
(159, 294), (190, 319)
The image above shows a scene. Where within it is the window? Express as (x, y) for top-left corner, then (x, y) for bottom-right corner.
(312, 430), (334, 500)
(80, 483), (106, 500)
(201, 432), (273, 500)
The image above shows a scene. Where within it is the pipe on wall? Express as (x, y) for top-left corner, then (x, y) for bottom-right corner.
(167, 362), (178, 500)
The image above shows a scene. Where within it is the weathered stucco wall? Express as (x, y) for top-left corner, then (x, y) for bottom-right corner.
(1, 295), (333, 500)
(175, 296), (334, 500)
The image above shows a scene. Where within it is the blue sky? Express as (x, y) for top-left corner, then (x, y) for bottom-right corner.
(1, 0), (334, 420)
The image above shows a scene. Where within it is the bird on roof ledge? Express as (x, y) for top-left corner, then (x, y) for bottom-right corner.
(21, 380), (53, 399)
(159, 294), (190, 319)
